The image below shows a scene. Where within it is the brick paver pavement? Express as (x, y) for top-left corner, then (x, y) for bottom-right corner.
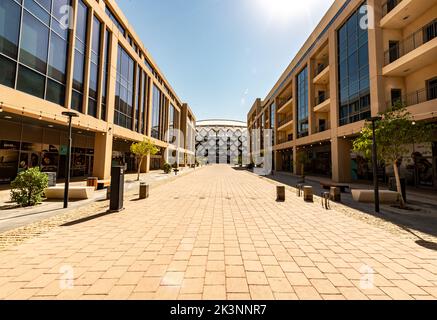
(0, 165), (436, 300)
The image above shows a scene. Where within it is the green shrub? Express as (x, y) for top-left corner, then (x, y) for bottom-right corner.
(10, 167), (49, 207)
(163, 163), (172, 174)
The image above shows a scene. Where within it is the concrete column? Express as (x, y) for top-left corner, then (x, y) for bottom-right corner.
(328, 28), (339, 131)
(331, 137), (352, 183)
(308, 59), (316, 135)
(93, 132), (112, 179)
(367, 0), (386, 115)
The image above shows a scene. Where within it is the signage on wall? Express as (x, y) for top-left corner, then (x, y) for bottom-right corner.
(60, 145), (68, 156)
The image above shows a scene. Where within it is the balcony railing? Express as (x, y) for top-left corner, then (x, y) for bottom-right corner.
(315, 61), (329, 77)
(277, 96), (293, 109)
(387, 84), (437, 108)
(315, 122), (331, 133)
(277, 135), (293, 144)
(384, 19), (437, 66)
(278, 114), (293, 127)
(314, 91), (330, 106)
(382, 0), (403, 17)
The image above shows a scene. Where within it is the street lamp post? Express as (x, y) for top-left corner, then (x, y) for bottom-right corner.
(369, 116), (382, 213)
(62, 111), (79, 209)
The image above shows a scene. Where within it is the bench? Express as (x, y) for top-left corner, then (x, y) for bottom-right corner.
(97, 179), (111, 190)
(44, 187), (95, 200)
(320, 181), (350, 193)
(351, 189), (400, 204)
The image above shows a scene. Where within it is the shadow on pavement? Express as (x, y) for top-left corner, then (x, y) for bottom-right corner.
(61, 212), (112, 227)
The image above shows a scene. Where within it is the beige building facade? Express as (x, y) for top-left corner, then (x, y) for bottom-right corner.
(0, 0), (196, 183)
(248, 0), (437, 189)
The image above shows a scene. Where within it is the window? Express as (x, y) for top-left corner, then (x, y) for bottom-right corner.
(0, 0), (21, 59)
(423, 19), (437, 43)
(152, 85), (161, 139)
(88, 16), (101, 118)
(388, 41), (399, 63)
(391, 89), (402, 106)
(338, 3), (371, 126)
(427, 77), (437, 101)
(296, 67), (309, 138)
(1, 0), (70, 106)
(141, 72), (149, 134)
(101, 29), (110, 120)
(134, 64), (141, 132)
(17, 64), (45, 99)
(115, 45), (135, 130)
(20, 11), (49, 73)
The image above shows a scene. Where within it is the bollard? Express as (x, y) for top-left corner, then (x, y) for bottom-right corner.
(296, 184), (303, 197)
(303, 186), (313, 202)
(330, 187), (341, 202)
(321, 192), (330, 210)
(87, 177), (98, 190)
(276, 186), (285, 202)
(139, 183), (149, 199)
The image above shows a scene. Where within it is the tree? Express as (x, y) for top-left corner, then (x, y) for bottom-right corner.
(10, 167), (49, 207)
(353, 103), (435, 208)
(130, 138), (159, 181)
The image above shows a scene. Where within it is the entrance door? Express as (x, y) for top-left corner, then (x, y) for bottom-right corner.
(86, 155), (94, 177)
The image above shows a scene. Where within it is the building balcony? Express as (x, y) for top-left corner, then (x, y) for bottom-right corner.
(381, 0), (435, 29)
(277, 135), (294, 145)
(315, 122), (331, 134)
(313, 65), (330, 85)
(314, 92), (331, 113)
(387, 84), (437, 108)
(277, 96), (293, 113)
(383, 20), (437, 76)
(277, 114), (294, 131)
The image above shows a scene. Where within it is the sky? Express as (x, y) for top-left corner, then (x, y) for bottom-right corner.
(117, 0), (335, 122)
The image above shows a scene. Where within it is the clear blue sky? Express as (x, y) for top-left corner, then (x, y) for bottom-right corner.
(117, 0), (335, 122)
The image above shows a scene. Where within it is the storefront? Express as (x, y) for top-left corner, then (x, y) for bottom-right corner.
(0, 118), (95, 184)
(303, 144), (332, 177)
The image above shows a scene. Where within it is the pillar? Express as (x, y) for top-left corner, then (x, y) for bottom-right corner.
(93, 132), (113, 179)
(331, 137), (352, 183)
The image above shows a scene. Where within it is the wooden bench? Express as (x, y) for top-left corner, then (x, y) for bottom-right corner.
(351, 189), (400, 204)
(44, 187), (95, 200)
(320, 181), (350, 193)
(97, 179), (111, 190)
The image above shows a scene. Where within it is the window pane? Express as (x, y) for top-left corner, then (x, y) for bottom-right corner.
(24, 0), (50, 25)
(0, 0), (21, 59)
(52, 0), (70, 21)
(75, 0), (88, 43)
(88, 98), (97, 118)
(20, 11), (49, 73)
(46, 79), (65, 106)
(0, 54), (16, 87)
(71, 90), (83, 112)
(72, 50), (84, 90)
(48, 32), (67, 83)
(17, 64), (46, 98)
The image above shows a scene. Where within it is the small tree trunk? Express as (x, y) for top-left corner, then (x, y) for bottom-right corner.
(393, 161), (406, 209)
(137, 157), (143, 181)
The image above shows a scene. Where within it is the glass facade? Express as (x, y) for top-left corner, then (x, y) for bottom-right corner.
(88, 15), (101, 118)
(0, 0), (71, 106)
(71, 0), (88, 112)
(338, 4), (371, 126)
(151, 84), (161, 139)
(134, 64), (140, 132)
(101, 29), (110, 121)
(296, 67), (309, 138)
(114, 44), (134, 130)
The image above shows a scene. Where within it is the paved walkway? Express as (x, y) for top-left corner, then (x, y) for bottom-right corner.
(0, 168), (196, 233)
(0, 165), (436, 300)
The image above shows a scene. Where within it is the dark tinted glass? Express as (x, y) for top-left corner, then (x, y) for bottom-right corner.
(20, 11), (49, 73)
(46, 79), (65, 106)
(0, 0), (21, 59)
(48, 32), (67, 83)
(17, 64), (46, 98)
(0, 54), (16, 88)
(71, 90), (83, 112)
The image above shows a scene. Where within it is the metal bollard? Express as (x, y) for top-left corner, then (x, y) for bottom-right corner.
(276, 186), (285, 202)
(321, 192), (330, 210)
